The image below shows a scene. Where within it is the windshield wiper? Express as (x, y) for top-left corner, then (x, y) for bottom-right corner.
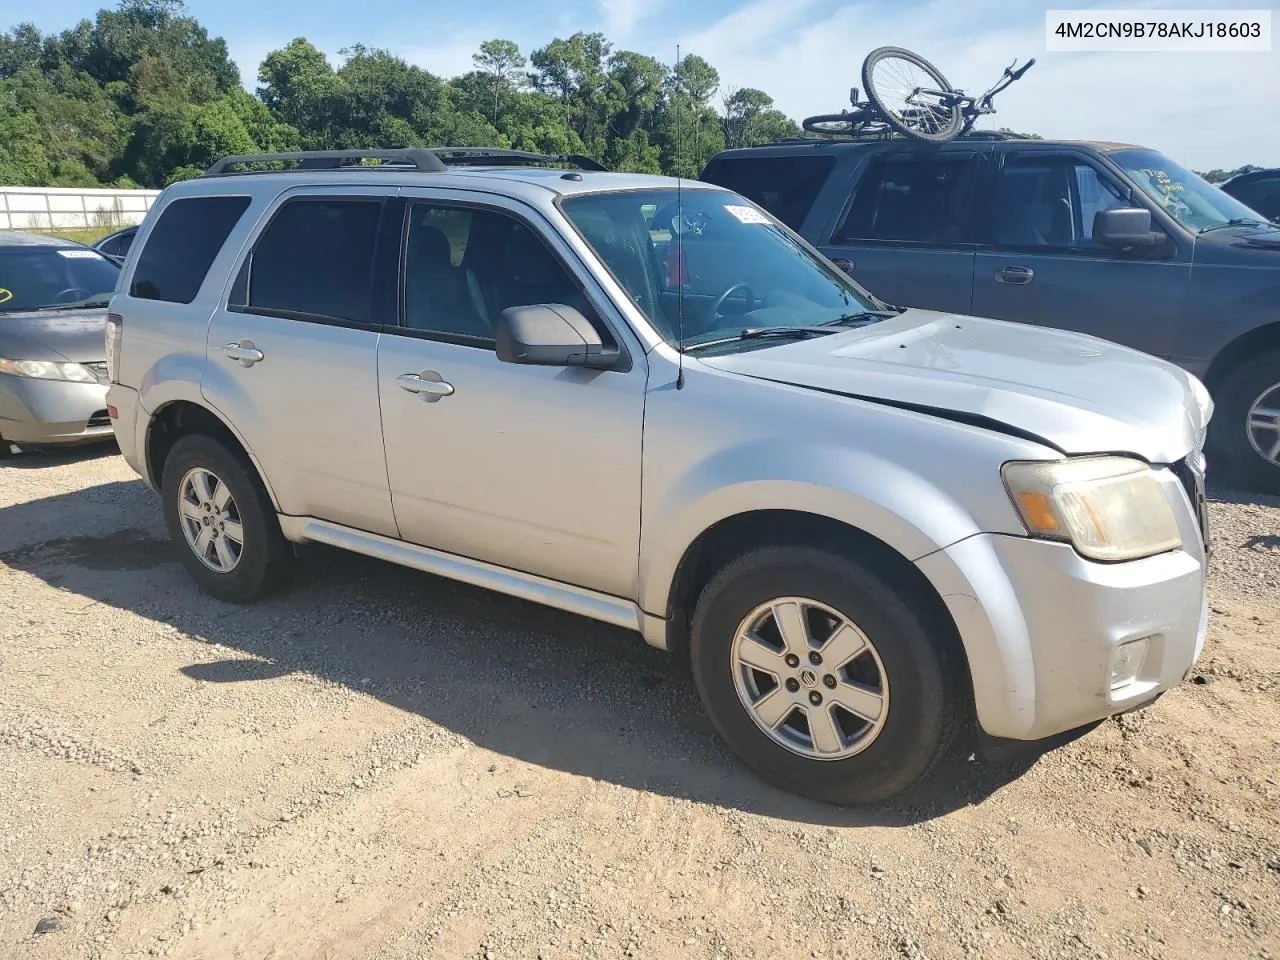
(821, 309), (900, 327)
(1199, 217), (1267, 234)
(684, 326), (839, 352)
(30, 300), (112, 311)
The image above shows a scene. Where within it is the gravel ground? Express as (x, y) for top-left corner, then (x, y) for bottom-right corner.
(1, 442), (1277, 960)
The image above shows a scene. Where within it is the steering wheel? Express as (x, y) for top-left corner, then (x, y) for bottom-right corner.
(707, 282), (760, 325)
(54, 287), (92, 303)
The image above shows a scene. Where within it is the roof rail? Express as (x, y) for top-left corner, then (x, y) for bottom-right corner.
(202, 147), (608, 177)
(203, 149), (447, 176)
(428, 148), (607, 171)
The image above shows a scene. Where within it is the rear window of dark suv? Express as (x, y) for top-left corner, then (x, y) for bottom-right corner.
(700, 154), (836, 231)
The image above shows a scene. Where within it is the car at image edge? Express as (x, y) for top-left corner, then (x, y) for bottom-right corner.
(1, 231), (120, 456)
(700, 135), (1280, 491)
(104, 148), (1212, 805)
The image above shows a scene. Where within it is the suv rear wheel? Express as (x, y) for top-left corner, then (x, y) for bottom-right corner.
(1211, 349), (1280, 493)
(689, 544), (962, 805)
(161, 434), (291, 602)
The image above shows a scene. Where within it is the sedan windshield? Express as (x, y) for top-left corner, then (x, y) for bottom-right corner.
(559, 187), (885, 350)
(1110, 148), (1274, 233)
(0, 246), (120, 313)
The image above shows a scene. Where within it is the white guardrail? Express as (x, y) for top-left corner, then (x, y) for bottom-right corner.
(0, 186), (160, 231)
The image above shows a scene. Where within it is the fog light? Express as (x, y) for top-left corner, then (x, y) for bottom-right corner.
(1111, 637), (1151, 690)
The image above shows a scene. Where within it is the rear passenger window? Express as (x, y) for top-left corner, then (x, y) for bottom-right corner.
(699, 156), (835, 231)
(130, 197), (250, 303)
(835, 156), (978, 244)
(236, 198), (382, 325)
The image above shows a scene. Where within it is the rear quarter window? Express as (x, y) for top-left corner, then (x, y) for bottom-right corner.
(700, 155), (836, 231)
(130, 196), (252, 304)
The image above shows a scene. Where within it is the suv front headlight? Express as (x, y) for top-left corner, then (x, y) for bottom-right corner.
(1002, 456), (1182, 562)
(0, 358), (98, 383)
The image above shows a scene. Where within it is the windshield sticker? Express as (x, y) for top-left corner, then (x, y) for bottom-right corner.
(0, 289), (10, 304)
(57, 249), (99, 259)
(724, 204), (772, 225)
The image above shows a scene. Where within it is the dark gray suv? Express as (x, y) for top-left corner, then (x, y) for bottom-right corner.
(701, 136), (1280, 491)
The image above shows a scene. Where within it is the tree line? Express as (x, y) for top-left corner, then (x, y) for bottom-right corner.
(0, 0), (800, 189)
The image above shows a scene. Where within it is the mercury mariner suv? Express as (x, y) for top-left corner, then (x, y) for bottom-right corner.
(105, 148), (1212, 805)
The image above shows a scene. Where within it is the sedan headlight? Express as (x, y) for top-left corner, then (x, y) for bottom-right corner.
(0, 358), (98, 383)
(1002, 456), (1182, 562)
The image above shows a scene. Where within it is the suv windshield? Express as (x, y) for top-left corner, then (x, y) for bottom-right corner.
(559, 187), (884, 350)
(0, 246), (120, 312)
(1110, 148), (1273, 233)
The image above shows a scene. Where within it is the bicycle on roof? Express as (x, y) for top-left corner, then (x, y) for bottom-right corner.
(802, 46), (1036, 143)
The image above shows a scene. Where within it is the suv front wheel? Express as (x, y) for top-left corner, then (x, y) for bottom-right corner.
(161, 433), (291, 602)
(690, 545), (962, 805)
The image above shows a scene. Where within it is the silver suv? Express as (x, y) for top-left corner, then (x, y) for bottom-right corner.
(105, 148), (1212, 805)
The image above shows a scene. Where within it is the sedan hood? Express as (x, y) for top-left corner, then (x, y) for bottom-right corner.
(698, 308), (1210, 464)
(0, 308), (108, 364)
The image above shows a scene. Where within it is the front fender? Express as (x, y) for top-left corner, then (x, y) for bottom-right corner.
(636, 437), (1015, 617)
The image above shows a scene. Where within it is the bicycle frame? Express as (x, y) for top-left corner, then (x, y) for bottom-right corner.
(907, 57), (1035, 121)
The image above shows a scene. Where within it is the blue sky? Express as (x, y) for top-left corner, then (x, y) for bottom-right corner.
(2, 0), (1275, 170)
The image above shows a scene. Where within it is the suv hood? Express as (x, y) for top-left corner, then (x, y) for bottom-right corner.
(698, 308), (1210, 464)
(0, 308), (109, 364)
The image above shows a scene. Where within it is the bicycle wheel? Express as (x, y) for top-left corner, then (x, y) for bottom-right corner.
(862, 46), (963, 143)
(802, 108), (890, 138)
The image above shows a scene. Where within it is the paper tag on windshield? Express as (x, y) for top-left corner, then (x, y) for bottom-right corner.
(724, 204), (771, 224)
(58, 249), (99, 259)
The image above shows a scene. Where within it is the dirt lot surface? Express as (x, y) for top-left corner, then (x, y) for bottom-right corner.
(1, 445), (1277, 960)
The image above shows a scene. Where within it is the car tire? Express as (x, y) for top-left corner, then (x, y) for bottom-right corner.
(1208, 349), (1280, 494)
(689, 544), (963, 806)
(161, 433), (291, 603)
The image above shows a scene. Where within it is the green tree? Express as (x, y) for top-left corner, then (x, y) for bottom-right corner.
(471, 39), (525, 125)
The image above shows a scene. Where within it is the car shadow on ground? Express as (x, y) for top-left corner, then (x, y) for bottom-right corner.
(1, 438), (119, 469)
(0, 477), (1045, 828)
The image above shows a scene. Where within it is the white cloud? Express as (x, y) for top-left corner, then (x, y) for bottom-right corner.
(659, 0), (1278, 170)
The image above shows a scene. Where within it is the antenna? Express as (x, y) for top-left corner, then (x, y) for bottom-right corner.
(675, 42), (686, 391)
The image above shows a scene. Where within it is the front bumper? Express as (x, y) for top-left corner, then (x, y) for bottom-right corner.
(917, 468), (1208, 742)
(0, 372), (112, 447)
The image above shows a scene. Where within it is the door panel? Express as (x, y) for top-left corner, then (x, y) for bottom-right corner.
(819, 151), (983, 314)
(201, 189), (397, 536)
(818, 244), (976, 314)
(377, 337), (645, 597)
(378, 193), (646, 598)
(971, 152), (1191, 358)
(203, 313), (395, 535)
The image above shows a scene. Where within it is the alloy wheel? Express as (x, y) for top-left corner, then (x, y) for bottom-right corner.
(730, 597), (889, 761)
(177, 467), (244, 573)
(1247, 381), (1280, 466)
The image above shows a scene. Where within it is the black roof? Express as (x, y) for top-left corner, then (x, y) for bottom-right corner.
(709, 134), (1148, 161)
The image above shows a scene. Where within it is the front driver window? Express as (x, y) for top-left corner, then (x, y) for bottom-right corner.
(996, 157), (1131, 251)
(403, 203), (599, 342)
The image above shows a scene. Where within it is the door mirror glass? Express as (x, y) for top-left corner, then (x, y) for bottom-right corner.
(496, 304), (618, 369)
(1093, 207), (1162, 248)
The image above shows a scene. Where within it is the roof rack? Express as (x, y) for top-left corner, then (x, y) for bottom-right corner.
(202, 147), (607, 177)
(762, 128), (1029, 148)
(430, 148), (607, 171)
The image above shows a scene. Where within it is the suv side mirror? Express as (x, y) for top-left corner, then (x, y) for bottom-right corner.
(496, 304), (618, 369)
(1094, 207), (1163, 249)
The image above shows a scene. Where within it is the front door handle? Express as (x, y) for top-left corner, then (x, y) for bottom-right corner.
(831, 258), (855, 276)
(995, 266), (1035, 285)
(223, 340), (264, 366)
(397, 372), (454, 400)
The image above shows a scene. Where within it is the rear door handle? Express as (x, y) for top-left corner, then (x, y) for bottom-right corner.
(397, 372), (454, 400)
(995, 266), (1034, 285)
(223, 341), (264, 366)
